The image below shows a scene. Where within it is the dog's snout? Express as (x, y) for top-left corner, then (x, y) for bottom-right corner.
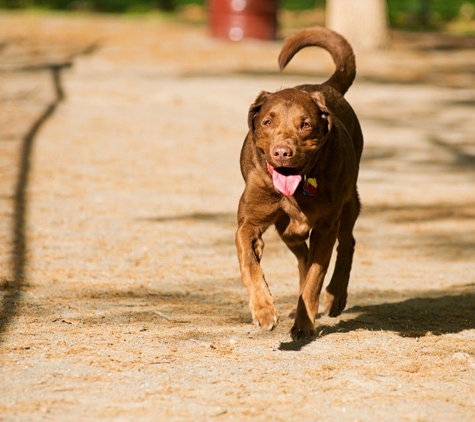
(273, 146), (293, 160)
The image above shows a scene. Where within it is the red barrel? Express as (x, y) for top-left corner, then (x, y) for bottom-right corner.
(208, 0), (279, 41)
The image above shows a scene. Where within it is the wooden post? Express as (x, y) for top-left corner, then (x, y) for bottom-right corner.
(326, 0), (390, 51)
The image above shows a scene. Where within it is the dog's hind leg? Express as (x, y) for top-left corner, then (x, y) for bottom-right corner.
(323, 191), (361, 317)
(275, 216), (310, 320)
(291, 217), (339, 341)
(275, 216), (310, 294)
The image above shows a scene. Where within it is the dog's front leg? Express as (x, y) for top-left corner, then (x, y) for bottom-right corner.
(291, 220), (339, 341)
(236, 222), (279, 331)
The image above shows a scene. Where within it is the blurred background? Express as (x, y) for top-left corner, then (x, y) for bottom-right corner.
(0, 0), (474, 36)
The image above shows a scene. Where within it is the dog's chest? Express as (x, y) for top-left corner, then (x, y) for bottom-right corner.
(279, 197), (313, 237)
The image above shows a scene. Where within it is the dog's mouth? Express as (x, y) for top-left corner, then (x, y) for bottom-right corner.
(266, 162), (302, 196)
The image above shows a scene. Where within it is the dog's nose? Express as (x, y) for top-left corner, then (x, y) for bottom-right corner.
(272, 146), (293, 160)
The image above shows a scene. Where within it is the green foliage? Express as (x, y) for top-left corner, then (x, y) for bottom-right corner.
(0, 0), (475, 29)
(282, 0), (325, 11)
(0, 0), (181, 11)
(0, 0), (324, 12)
(387, 0), (475, 27)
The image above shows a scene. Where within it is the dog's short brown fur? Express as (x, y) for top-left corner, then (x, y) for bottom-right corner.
(236, 27), (363, 341)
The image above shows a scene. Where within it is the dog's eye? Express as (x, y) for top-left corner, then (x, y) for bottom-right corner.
(301, 122), (312, 130)
(262, 119), (272, 127)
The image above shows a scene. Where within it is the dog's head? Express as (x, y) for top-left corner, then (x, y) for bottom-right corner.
(248, 88), (332, 173)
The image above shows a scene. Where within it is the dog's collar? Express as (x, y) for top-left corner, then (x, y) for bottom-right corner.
(302, 174), (318, 196)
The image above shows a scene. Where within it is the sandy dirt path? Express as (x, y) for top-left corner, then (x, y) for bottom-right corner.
(1, 12), (475, 421)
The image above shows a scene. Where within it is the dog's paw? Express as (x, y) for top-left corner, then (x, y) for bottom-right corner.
(290, 325), (317, 342)
(290, 311), (317, 342)
(322, 290), (347, 317)
(252, 306), (280, 331)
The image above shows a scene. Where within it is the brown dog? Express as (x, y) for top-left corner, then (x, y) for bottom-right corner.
(235, 27), (363, 342)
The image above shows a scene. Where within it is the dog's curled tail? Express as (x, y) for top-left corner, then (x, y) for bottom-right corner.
(278, 27), (356, 96)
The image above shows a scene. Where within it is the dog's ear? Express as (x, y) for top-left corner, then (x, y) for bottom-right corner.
(311, 92), (333, 135)
(248, 91), (271, 132)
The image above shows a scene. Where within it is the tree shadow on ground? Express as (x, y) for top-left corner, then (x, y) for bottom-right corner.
(141, 212), (235, 225)
(0, 39), (97, 345)
(65, 286), (250, 325)
(66, 284), (475, 349)
(0, 63), (68, 344)
(361, 200), (475, 260)
(430, 136), (475, 172)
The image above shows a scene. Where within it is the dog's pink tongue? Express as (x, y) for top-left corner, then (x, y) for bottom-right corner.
(271, 170), (302, 196)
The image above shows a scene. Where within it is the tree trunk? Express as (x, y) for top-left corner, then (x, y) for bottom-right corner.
(326, 0), (390, 51)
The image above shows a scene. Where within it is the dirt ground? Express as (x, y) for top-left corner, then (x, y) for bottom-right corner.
(1, 10), (475, 421)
